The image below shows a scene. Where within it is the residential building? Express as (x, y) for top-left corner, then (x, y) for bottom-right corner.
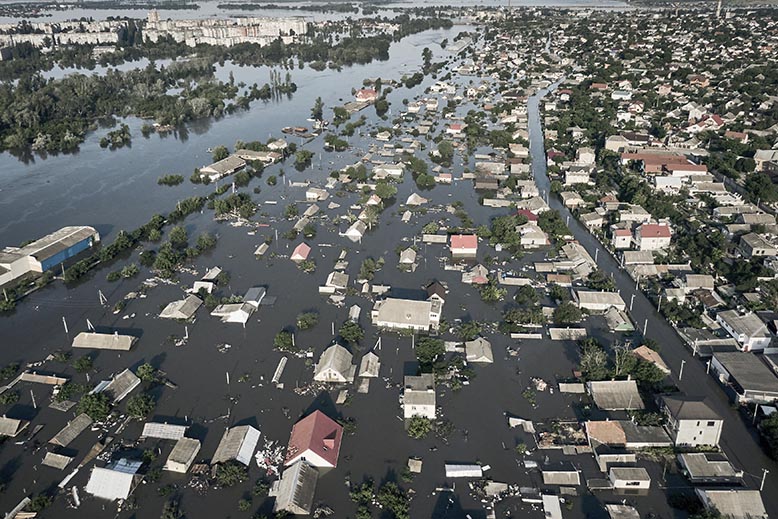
(695, 489), (767, 519)
(272, 460), (319, 516)
(609, 467), (650, 491)
(164, 438), (201, 473)
(85, 459), (142, 501)
(677, 453), (743, 485)
(199, 155), (246, 182)
(403, 374), (436, 419)
(660, 396), (723, 447)
(212, 425), (260, 466)
(634, 223), (672, 251)
(450, 234), (478, 258)
(285, 410), (343, 468)
(716, 310), (771, 352)
(710, 352), (778, 404)
(740, 233), (777, 258)
(313, 343), (356, 383)
(587, 380), (644, 410)
(371, 296), (442, 332)
(574, 290), (627, 312)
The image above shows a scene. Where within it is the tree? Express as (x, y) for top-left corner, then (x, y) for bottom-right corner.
(548, 283), (570, 302)
(212, 145), (229, 162)
(215, 461), (248, 487)
(339, 321), (364, 344)
(127, 393), (155, 419)
(136, 363), (157, 383)
(744, 171), (778, 203)
(586, 269), (616, 291)
(311, 96), (324, 122)
(196, 232), (217, 251)
(760, 412), (778, 459)
(456, 321), (481, 341)
(553, 301), (582, 325)
(161, 499), (183, 519)
(376, 482), (409, 519)
(407, 416), (432, 439)
(479, 281), (507, 302)
(296, 312), (319, 330)
(26, 494), (52, 513)
(274, 330), (296, 352)
(514, 285), (539, 305)
(579, 338), (609, 381)
(415, 337), (444, 368)
(72, 355), (93, 373)
(374, 182), (397, 200)
(78, 392), (111, 421)
(169, 226), (188, 249)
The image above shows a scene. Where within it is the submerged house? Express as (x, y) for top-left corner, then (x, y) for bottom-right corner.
(403, 374), (436, 419)
(284, 410), (343, 468)
(85, 459), (143, 501)
(313, 343), (356, 383)
(211, 425), (260, 466)
(371, 289), (444, 332)
(272, 460), (319, 516)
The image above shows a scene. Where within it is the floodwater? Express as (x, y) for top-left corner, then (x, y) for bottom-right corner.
(0, 22), (775, 519)
(0, 0), (630, 24)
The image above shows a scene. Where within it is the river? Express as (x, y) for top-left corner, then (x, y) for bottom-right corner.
(0, 25), (469, 245)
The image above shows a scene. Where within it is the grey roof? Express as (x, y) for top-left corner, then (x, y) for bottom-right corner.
(201, 154), (246, 176)
(619, 421), (672, 445)
(49, 413), (93, 446)
(678, 453), (740, 480)
(42, 452), (73, 470)
(542, 462), (581, 486)
(17, 226), (98, 262)
(662, 396), (721, 421)
(372, 298), (434, 329)
(587, 380), (645, 410)
(165, 438), (201, 472)
(72, 331), (137, 351)
(212, 425), (260, 466)
(358, 352), (380, 378)
(605, 504), (640, 519)
(465, 337), (494, 363)
(696, 489), (767, 519)
(0, 416), (28, 437)
(713, 352), (778, 393)
(159, 294), (202, 320)
(405, 374), (434, 391)
(141, 422), (188, 441)
(103, 368), (141, 403)
(717, 310), (770, 339)
(273, 460), (319, 515)
(314, 344), (355, 383)
(610, 467), (650, 481)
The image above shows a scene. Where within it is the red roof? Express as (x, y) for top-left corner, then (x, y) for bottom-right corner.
(516, 209), (539, 222)
(451, 234), (478, 250)
(638, 224), (671, 238)
(291, 242), (311, 260)
(614, 229), (631, 236)
(665, 163), (708, 172)
(285, 410), (343, 468)
(449, 123), (464, 131)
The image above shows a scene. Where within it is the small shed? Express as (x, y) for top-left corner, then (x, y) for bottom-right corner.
(165, 438), (201, 473)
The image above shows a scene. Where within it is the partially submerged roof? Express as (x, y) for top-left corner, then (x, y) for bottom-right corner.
(159, 294), (202, 320)
(358, 352), (380, 378)
(42, 452), (73, 470)
(102, 368), (141, 403)
(0, 416), (28, 437)
(85, 459), (142, 501)
(273, 460), (319, 516)
(212, 425), (260, 466)
(605, 504), (640, 519)
(696, 489), (767, 519)
(72, 331), (137, 351)
(142, 422), (188, 441)
(49, 413), (93, 447)
(465, 337), (493, 363)
(587, 380), (644, 410)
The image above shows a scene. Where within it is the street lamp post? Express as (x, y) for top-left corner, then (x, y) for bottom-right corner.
(760, 469), (769, 492)
(679, 359), (686, 381)
(630, 294), (635, 312)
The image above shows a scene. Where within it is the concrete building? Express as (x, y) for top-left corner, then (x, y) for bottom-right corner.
(634, 223), (671, 251)
(677, 453), (743, 485)
(0, 226), (100, 286)
(450, 234), (478, 258)
(716, 310), (772, 352)
(72, 331), (137, 351)
(710, 352), (778, 404)
(164, 438), (201, 473)
(740, 233), (777, 258)
(403, 374), (436, 419)
(660, 396), (723, 447)
(609, 467), (650, 491)
(371, 297), (442, 332)
(695, 489), (767, 519)
(574, 290), (627, 312)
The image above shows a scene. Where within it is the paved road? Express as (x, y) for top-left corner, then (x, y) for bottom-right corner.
(527, 85), (778, 511)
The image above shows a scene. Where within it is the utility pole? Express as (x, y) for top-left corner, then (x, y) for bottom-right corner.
(679, 359), (686, 381)
(643, 318), (648, 336)
(630, 294), (635, 312)
(62, 316), (69, 334)
(760, 469), (769, 492)
(657, 295), (662, 313)
(594, 248), (599, 263)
